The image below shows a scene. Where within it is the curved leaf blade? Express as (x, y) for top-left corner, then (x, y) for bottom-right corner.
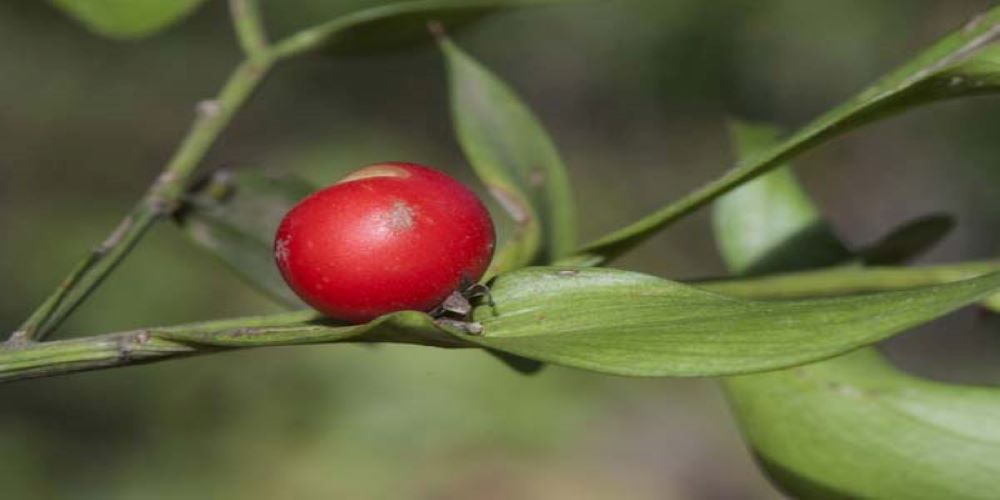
(715, 119), (1000, 498)
(726, 350), (1000, 499)
(577, 6), (1000, 264)
(49, 0), (206, 40)
(446, 266), (1000, 377)
(440, 35), (577, 273)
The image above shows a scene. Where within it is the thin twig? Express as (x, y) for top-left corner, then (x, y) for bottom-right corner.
(0, 311), (469, 383)
(7, 1), (286, 344)
(229, 0), (270, 60)
(574, 7), (1000, 264)
(10, 57), (275, 344)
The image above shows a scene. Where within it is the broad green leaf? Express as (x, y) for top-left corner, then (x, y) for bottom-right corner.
(49, 0), (206, 40)
(858, 213), (956, 265)
(726, 350), (1000, 499)
(272, 0), (586, 58)
(715, 120), (1000, 499)
(577, 6), (1000, 264)
(174, 170), (315, 308)
(440, 36), (577, 274)
(442, 266), (1000, 377)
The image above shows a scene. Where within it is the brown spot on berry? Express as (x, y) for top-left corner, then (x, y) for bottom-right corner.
(379, 200), (415, 232)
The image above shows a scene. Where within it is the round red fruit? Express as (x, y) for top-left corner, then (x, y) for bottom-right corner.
(274, 162), (496, 323)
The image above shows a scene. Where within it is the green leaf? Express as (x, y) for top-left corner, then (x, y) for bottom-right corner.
(858, 213), (956, 265)
(49, 0), (206, 40)
(576, 6), (1000, 264)
(174, 170), (316, 308)
(726, 350), (1000, 499)
(440, 35), (577, 274)
(445, 266), (1000, 377)
(272, 0), (586, 58)
(715, 120), (1000, 498)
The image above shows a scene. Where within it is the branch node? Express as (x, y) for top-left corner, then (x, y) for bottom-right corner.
(5, 330), (30, 347)
(96, 216), (135, 255)
(196, 99), (222, 119)
(117, 331), (150, 362)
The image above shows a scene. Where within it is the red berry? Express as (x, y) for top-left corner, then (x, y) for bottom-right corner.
(274, 162), (496, 323)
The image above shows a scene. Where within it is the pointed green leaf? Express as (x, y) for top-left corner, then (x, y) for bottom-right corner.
(49, 0), (206, 40)
(726, 350), (1000, 499)
(578, 6), (1000, 264)
(443, 266), (1000, 377)
(715, 119), (1000, 499)
(272, 0), (587, 58)
(439, 35), (577, 273)
(174, 170), (315, 308)
(859, 213), (956, 265)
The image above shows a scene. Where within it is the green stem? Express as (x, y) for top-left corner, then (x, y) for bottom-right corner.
(0, 311), (469, 383)
(8, 2), (280, 345)
(574, 7), (1000, 264)
(229, 0), (270, 60)
(10, 57), (275, 344)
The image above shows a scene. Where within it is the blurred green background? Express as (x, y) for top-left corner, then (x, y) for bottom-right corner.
(2, 0), (999, 498)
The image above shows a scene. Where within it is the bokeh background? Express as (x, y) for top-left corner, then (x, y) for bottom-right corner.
(2, 0), (999, 498)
